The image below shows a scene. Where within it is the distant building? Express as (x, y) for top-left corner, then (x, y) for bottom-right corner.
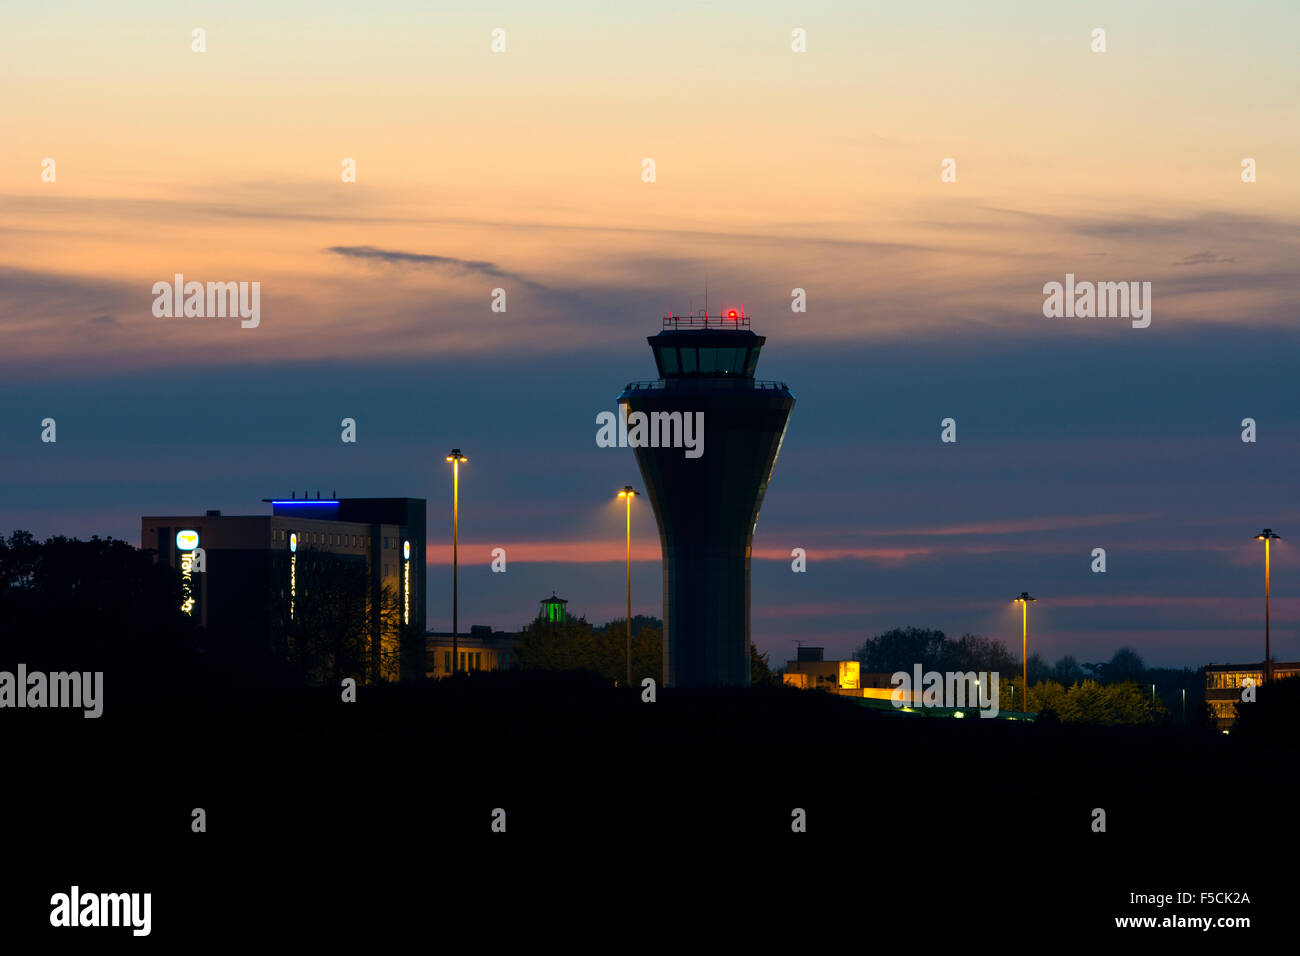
(425, 594), (573, 678)
(426, 625), (518, 677)
(1204, 661), (1300, 729)
(539, 593), (569, 624)
(141, 497), (426, 682)
(782, 647), (862, 693)
(782, 648), (1023, 718)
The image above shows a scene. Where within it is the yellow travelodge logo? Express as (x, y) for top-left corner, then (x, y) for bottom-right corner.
(403, 540), (411, 625)
(288, 533), (297, 619)
(175, 530), (199, 551)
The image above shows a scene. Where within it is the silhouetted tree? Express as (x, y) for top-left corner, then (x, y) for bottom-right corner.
(1026, 652), (1050, 684)
(0, 531), (201, 693)
(270, 548), (398, 685)
(1050, 654), (1086, 685)
(855, 627), (948, 672)
(856, 627), (1020, 680)
(1102, 647), (1146, 684)
(940, 633), (1020, 676)
(1230, 674), (1300, 745)
(751, 644), (779, 686)
(515, 614), (663, 687)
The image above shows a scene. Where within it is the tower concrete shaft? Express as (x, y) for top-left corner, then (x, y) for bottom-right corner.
(618, 312), (794, 687)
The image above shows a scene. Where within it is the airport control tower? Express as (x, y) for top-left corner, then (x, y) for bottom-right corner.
(618, 309), (795, 687)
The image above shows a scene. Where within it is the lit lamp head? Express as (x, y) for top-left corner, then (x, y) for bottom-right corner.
(617, 485), (639, 500)
(1254, 529), (1281, 541)
(446, 448), (468, 464)
(1014, 591), (1037, 604)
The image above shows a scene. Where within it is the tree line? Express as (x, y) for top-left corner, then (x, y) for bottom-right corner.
(512, 612), (780, 687)
(853, 627), (1203, 727)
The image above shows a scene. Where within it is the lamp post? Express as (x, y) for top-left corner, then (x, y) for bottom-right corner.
(446, 449), (468, 674)
(1014, 592), (1036, 714)
(1254, 529), (1281, 684)
(617, 486), (639, 687)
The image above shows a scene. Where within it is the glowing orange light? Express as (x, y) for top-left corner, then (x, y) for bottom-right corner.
(727, 309), (738, 319)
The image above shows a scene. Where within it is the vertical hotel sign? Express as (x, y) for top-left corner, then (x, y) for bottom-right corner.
(289, 532), (298, 620)
(176, 530), (200, 617)
(403, 540), (411, 626)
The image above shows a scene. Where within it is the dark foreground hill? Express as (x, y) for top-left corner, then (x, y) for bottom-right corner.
(5, 669), (1295, 938)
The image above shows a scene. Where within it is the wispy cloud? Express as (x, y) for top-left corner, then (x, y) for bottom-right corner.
(1175, 250), (1237, 266)
(326, 245), (551, 291)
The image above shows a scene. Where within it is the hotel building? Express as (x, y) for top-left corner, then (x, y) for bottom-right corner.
(141, 497), (427, 682)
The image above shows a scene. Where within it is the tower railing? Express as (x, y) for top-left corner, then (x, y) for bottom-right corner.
(622, 378), (790, 392)
(663, 313), (751, 329)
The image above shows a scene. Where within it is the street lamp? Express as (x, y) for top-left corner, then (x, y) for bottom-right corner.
(1254, 529), (1281, 684)
(446, 449), (468, 674)
(1013, 592), (1037, 714)
(617, 486), (639, 687)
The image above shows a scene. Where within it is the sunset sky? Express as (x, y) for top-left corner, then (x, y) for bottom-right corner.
(2, 1), (1298, 667)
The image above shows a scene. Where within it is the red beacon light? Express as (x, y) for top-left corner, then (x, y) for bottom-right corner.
(727, 309), (739, 320)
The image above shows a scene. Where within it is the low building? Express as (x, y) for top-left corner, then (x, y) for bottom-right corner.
(781, 649), (904, 702)
(1204, 661), (1300, 728)
(782, 648), (1025, 718)
(426, 625), (518, 678)
(425, 595), (571, 678)
(782, 646), (861, 693)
